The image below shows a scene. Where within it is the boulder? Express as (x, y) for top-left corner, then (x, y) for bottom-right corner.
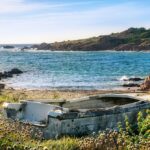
(121, 77), (144, 81)
(122, 83), (140, 87)
(9, 68), (23, 75)
(140, 76), (150, 90)
(3, 72), (13, 78)
(0, 68), (23, 81)
(21, 46), (30, 51)
(0, 83), (5, 89)
(128, 77), (144, 82)
(3, 45), (15, 49)
(0, 72), (3, 80)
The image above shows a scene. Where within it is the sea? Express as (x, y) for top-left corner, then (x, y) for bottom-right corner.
(0, 45), (150, 90)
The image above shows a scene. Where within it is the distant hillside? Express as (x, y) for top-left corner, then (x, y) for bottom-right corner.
(32, 27), (150, 51)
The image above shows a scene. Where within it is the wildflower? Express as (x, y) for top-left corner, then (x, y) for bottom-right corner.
(43, 146), (48, 150)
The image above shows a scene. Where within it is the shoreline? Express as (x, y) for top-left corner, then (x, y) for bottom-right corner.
(1, 87), (150, 102)
(1, 48), (150, 52)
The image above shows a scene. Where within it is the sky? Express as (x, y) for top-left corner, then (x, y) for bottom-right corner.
(0, 0), (150, 44)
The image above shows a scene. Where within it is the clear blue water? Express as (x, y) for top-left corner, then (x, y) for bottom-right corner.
(0, 50), (150, 90)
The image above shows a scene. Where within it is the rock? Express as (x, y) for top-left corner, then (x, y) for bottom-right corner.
(3, 45), (15, 49)
(114, 44), (138, 51)
(120, 76), (143, 81)
(21, 46), (30, 51)
(140, 76), (150, 90)
(31, 43), (52, 50)
(122, 83), (140, 87)
(3, 72), (13, 78)
(0, 83), (5, 89)
(0, 68), (23, 80)
(0, 72), (3, 80)
(128, 77), (144, 81)
(9, 68), (23, 75)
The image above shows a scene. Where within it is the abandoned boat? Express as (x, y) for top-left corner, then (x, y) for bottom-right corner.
(3, 94), (150, 139)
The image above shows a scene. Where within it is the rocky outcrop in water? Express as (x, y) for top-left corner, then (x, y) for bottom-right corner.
(122, 77), (144, 82)
(122, 83), (140, 87)
(3, 45), (15, 49)
(140, 76), (150, 90)
(128, 77), (144, 82)
(0, 84), (5, 89)
(21, 46), (30, 51)
(121, 76), (143, 88)
(9, 68), (23, 75)
(0, 68), (23, 80)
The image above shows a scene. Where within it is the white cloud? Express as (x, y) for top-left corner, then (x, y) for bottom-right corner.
(2, 1), (148, 27)
(0, 0), (27, 13)
(0, 0), (149, 43)
(0, 0), (100, 14)
(0, 0), (65, 14)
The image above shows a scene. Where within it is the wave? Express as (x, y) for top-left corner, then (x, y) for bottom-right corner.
(119, 75), (129, 81)
(119, 75), (144, 82)
(0, 47), (20, 52)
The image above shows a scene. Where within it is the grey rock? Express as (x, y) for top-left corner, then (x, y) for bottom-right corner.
(3, 45), (15, 49)
(0, 83), (5, 89)
(0, 68), (23, 80)
(122, 83), (140, 87)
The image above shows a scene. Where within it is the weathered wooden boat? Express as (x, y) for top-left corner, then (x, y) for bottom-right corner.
(3, 94), (150, 139)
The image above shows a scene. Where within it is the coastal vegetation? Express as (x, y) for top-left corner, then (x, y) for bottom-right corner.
(0, 94), (149, 150)
(32, 27), (150, 51)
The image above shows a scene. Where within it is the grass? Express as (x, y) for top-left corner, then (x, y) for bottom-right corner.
(0, 91), (27, 105)
(0, 93), (149, 150)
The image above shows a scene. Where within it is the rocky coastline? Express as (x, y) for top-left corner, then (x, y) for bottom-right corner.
(0, 68), (148, 91)
(121, 77), (144, 88)
(0, 71), (150, 102)
(0, 68), (23, 90)
(30, 27), (150, 51)
(120, 75), (150, 91)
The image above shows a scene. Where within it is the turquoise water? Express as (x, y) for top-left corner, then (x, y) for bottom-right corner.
(0, 50), (150, 90)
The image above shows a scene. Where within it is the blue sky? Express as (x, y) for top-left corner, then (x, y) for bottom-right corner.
(0, 0), (150, 44)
